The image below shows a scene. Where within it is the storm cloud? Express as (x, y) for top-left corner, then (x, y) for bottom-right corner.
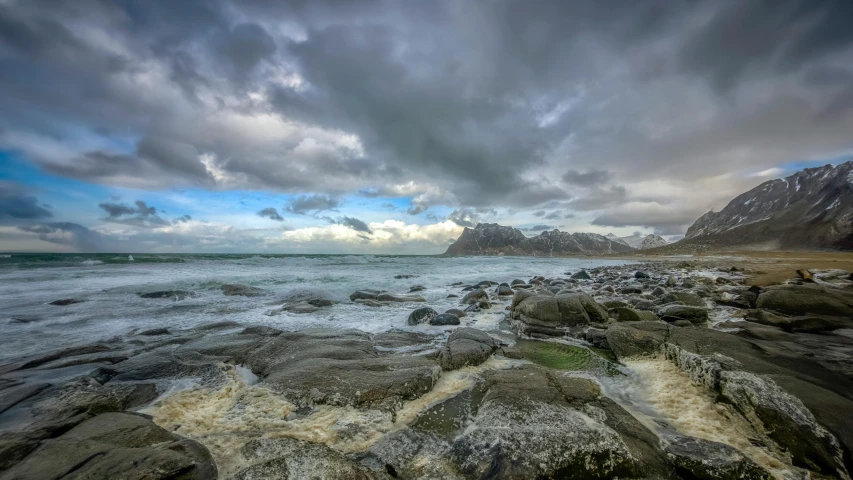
(257, 207), (284, 221)
(1, 0), (852, 242)
(0, 184), (52, 220)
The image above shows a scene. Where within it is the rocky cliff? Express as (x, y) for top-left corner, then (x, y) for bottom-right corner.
(681, 161), (853, 250)
(444, 223), (635, 256)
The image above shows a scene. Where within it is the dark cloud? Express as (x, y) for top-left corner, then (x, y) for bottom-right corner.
(532, 210), (546, 217)
(335, 216), (372, 233)
(0, 184), (52, 220)
(543, 211), (561, 220)
(284, 194), (339, 214)
(0, 0), (852, 230)
(19, 222), (120, 251)
(172, 214), (192, 224)
(98, 200), (167, 227)
(562, 169), (613, 186)
(257, 207), (284, 221)
(447, 209), (479, 228)
(529, 224), (554, 231)
(591, 202), (706, 234)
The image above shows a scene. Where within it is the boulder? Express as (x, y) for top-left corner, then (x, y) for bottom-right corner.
(1, 412), (216, 480)
(444, 308), (466, 318)
(657, 305), (709, 324)
(244, 329), (440, 410)
(510, 279), (526, 286)
(634, 271), (650, 279)
(48, 298), (82, 306)
(614, 307), (660, 322)
(605, 322), (667, 359)
(651, 286), (667, 296)
(449, 366), (669, 479)
(376, 293), (426, 303)
(430, 313), (461, 326)
(221, 284), (266, 297)
(494, 285), (514, 296)
(438, 328), (497, 370)
(571, 270), (591, 280)
(409, 285), (425, 292)
(756, 284), (853, 317)
(663, 435), (772, 480)
(461, 289), (488, 305)
(139, 290), (193, 300)
(407, 307), (438, 326)
(232, 437), (373, 480)
(661, 291), (706, 307)
(510, 292), (610, 336)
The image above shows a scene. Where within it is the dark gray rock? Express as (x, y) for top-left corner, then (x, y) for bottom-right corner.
(438, 328), (496, 370)
(634, 271), (650, 279)
(9, 316), (41, 324)
(614, 307), (660, 322)
(509, 292), (607, 336)
(664, 435), (772, 480)
(48, 298), (82, 306)
(221, 284), (266, 297)
(139, 290), (193, 300)
(572, 270), (591, 280)
(756, 284), (853, 317)
(657, 305), (709, 324)
(407, 307), (438, 326)
(494, 285), (513, 296)
(461, 289), (488, 305)
(444, 308), (466, 318)
(661, 291), (706, 307)
(232, 437), (373, 480)
(430, 313), (460, 326)
(1, 412), (216, 480)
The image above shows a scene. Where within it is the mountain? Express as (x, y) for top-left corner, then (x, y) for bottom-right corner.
(681, 161), (853, 250)
(445, 223), (635, 256)
(606, 233), (668, 249)
(639, 234), (668, 249)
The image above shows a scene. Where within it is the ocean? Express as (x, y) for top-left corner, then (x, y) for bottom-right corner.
(0, 253), (630, 361)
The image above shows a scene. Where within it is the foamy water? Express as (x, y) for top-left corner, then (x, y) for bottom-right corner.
(0, 253), (629, 361)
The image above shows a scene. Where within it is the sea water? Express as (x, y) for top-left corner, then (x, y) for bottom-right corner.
(0, 253), (628, 361)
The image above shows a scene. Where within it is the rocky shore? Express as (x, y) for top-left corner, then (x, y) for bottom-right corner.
(2, 261), (853, 479)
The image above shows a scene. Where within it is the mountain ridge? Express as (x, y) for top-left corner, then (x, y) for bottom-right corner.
(676, 161), (853, 251)
(444, 223), (636, 256)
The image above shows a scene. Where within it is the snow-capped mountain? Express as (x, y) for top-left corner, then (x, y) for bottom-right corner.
(606, 233), (668, 250)
(445, 223), (635, 256)
(682, 161), (853, 250)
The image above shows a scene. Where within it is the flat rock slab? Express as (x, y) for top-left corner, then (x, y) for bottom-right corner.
(1, 412), (216, 480)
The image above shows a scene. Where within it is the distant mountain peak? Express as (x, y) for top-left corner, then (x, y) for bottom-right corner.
(681, 161), (853, 250)
(445, 223), (634, 256)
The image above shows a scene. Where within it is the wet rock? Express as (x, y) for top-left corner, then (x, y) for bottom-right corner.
(614, 307), (660, 322)
(605, 322), (668, 359)
(245, 329), (440, 410)
(350, 290), (383, 301)
(438, 328), (497, 370)
(395, 274), (418, 279)
(666, 276), (677, 287)
(138, 327), (169, 336)
(602, 300), (629, 309)
(634, 271), (650, 279)
(0, 378), (160, 469)
(48, 298), (82, 306)
(353, 299), (388, 307)
(372, 331), (435, 350)
(430, 313), (460, 326)
(661, 291), (706, 307)
(756, 284), (853, 317)
(139, 290), (193, 300)
(221, 284), (266, 297)
(444, 308), (466, 318)
(619, 286), (643, 295)
(307, 298), (334, 307)
(241, 325), (282, 336)
(0, 383), (50, 415)
(494, 285), (513, 296)
(510, 279), (526, 286)
(409, 285), (425, 292)
(377, 293), (426, 303)
(510, 292), (608, 336)
(744, 309), (791, 328)
(664, 435), (773, 480)
(233, 437), (373, 480)
(571, 270), (591, 280)
(277, 301), (320, 314)
(461, 289), (488, 305)
(450, 366), (666, 479)
(651, 286), (667, 296)
(476, 300), (491, 310)
(657, 305), (709, 324)
(15, 343), (118, 370)
(407, 307), (438, 326)
(2, 412), (216, 480)
(446, 294), (458, 298)
(9, 316), (41, 324)
(796, 269), (814, 282)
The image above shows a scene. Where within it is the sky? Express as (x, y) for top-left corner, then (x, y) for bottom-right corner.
(1, 0), (852, 254)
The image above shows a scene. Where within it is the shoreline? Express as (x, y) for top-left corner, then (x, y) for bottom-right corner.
(0, 256), (851, 479)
